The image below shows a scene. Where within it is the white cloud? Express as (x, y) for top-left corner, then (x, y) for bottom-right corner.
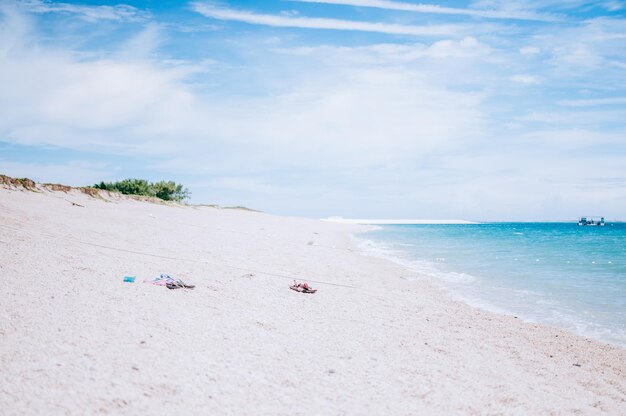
(196, 177), (283, 194)
(191, 2), (468, 36)
(279, 36), (492, 65)
(520, 46), (540, 55)
(539, 18), (626, 78)
(0, 159), (114, 185)
(115, 24), (164, 60)
(427, 37), (492, 58)
(520, 127), (625, 147)
(558, 97), (626, 106)
(550, 42), (604, 70)
(509, 74), (539, 84)
(0, 6), (486, 171)
(600, 1), (625, 12)
(18, 0), (148, 22)
(0, 10), (203, 154)
(292, 0), (559, 21)
(469, 0), (581, 13)
(518, 108), (626, 124)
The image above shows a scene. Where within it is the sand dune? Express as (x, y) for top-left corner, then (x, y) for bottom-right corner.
(1, 186), (625, 415)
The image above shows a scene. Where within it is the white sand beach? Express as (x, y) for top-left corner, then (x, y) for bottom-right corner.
(1, 185), (625, 415)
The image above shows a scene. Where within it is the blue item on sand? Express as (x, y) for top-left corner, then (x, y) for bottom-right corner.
(123, 276), (136, 283)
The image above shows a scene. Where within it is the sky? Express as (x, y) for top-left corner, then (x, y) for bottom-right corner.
(0, 0), (625, 220)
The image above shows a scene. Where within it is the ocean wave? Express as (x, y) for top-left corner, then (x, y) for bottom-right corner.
(353, 234), (477, 284)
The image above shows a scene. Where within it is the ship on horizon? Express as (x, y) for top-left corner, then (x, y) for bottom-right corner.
(578, 216), (605, 226)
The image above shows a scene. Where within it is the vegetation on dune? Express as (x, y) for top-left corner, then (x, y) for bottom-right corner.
(0, 174), (37, 190)
(43, 183), (72, 192)
(1, 174), (190, 203)
(92, 178), (190, 202)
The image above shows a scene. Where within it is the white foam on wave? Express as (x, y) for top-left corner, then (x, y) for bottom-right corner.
(354, 234), (522, 319)
(328, 217), (478, 225)
(353, 235), (477, 285)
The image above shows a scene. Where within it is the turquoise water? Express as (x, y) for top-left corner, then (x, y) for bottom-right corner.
(361, 223), (626, 347)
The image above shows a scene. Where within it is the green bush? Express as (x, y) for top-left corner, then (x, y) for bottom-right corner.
(93, 178), (190, 202)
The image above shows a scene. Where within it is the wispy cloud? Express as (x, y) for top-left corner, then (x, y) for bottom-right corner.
(191, 2), (467, 36)
(0, 158), (114, 185)
(19, 0), (148, 22)
(291, 0), (559, 21)
(509, 74), (539, 84)
(601, 1), (625, 12)
(277, 36), (492, 65)
(0, 6), (487, 172)
(198, 177), (283, 194)
(520, 46), (541, 55)
(558, 97), (626, 106)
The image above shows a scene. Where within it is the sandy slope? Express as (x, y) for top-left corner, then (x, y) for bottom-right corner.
(1, 187), (625, 415)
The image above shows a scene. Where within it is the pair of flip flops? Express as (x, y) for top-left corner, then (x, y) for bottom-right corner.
(166, 279), (195, 290)
(146, 274), (195, 290)
(290, 280), (317, 294)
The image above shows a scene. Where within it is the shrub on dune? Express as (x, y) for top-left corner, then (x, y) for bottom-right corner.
(92, 178), (190, 202)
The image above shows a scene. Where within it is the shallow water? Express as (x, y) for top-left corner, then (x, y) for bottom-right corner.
(361, 222), (626, 347)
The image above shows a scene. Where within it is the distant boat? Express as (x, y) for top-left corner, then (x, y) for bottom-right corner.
(578, 216), (605, 226)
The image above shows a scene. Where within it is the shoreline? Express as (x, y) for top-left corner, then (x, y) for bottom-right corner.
(352, 230), (626, 350)
(325, 217), (478, 224)
(1, 186), (625, 414)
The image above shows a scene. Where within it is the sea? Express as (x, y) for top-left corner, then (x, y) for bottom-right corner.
(359, 222), (626, 347)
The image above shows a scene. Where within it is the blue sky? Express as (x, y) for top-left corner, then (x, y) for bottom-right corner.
(0, 0), (625, 220)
